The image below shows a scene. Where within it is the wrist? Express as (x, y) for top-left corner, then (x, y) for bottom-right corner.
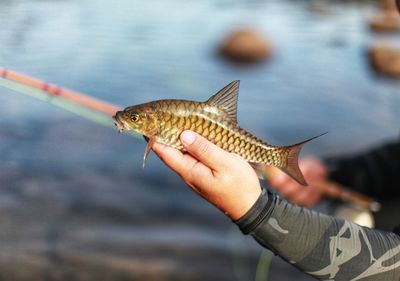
(224, 188), (262, 221)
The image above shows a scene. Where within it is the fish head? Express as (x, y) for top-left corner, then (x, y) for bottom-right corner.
(113, 103), (158, 137)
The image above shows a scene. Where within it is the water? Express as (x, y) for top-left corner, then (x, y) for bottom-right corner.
(0, 0), (400, 280)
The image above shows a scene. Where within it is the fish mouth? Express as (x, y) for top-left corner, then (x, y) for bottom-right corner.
(113, 111), (131, 133)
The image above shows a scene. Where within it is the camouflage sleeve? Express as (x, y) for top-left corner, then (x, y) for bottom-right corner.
(235, 189), (400, 281)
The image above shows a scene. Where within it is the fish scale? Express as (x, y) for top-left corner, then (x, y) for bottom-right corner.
(155, 102), (288, 167)
(113, 81), (326, 185)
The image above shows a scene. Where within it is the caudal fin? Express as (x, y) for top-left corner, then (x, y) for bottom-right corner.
(281, 132), (327, 186)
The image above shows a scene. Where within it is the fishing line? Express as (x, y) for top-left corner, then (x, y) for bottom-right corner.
(0, 78), (113, 128)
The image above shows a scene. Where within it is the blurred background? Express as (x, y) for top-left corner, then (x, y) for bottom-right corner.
(1, 0), (400, 280)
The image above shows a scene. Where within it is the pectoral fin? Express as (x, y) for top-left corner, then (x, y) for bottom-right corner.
(143, 137), (156, 168)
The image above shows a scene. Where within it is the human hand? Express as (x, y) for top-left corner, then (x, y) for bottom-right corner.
(268, 158), (327, 208)
(152, 130), (262, 220)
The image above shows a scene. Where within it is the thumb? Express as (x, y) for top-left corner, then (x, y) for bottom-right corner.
(180, 130), (228, 171)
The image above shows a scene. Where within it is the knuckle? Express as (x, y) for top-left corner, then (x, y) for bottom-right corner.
(182, 161), (199, 183)
(181, 170), (194, 185)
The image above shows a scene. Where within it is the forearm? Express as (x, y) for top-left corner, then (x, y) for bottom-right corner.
(236, 189), (400, 280)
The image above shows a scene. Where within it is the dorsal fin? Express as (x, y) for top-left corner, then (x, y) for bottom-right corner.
(206, 80), (240, 122)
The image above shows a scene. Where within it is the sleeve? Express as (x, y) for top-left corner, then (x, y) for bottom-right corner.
(235, 189), (400, 281)
(324, 140), (400, 198)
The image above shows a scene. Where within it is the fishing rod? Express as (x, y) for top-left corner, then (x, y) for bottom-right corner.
(0, 67), (129, 131)
(0, 67), (380, 212)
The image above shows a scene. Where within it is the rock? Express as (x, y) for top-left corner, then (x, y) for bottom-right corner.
(369, 0), (400, 32)
(369, 13), (400, 31)
(381, 0), (399, 13)
(368, 46), (400, 77)
(308, 2), (333, 17)
(218, 28), (272, 63)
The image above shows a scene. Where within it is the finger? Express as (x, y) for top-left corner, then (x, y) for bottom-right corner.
(152, 142), (213, 185)
(152, 142), (195, 174)
(180, 130), (229, 171)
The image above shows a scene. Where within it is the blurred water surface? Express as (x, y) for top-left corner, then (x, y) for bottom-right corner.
(0, 0), (400, 280)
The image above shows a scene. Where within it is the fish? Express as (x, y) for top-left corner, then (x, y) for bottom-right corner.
(113, 81), (325, 185)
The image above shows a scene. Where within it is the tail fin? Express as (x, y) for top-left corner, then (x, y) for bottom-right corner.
(281, 132), (327, 186)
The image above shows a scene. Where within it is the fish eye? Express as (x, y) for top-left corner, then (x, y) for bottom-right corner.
(131, 114), (139, 122)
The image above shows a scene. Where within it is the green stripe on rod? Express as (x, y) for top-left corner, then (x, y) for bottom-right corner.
(0, 77), (141, 139)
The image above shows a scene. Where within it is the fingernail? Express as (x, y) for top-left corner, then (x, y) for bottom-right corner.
(181, 131), (196, 146)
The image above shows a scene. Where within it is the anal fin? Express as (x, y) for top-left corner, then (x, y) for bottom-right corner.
(143, 137), (156, 168)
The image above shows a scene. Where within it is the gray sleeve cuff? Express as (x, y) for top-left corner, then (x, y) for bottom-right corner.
(233, 188), (275, 235)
